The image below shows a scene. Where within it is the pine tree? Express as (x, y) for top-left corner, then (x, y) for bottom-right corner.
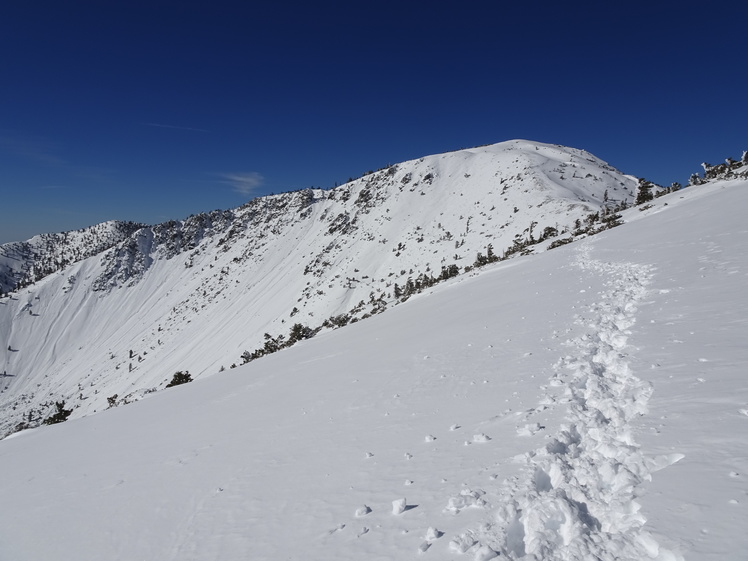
(165, 371), (192, 388)
(635, 178), (655, 205)
(288, 323), (314, 345)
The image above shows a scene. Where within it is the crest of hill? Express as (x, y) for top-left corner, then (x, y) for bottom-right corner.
(94, 140), (635, 290)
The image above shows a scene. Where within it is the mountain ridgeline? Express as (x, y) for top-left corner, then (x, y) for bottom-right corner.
(4, 139), (733, 437)
(0, 220), (145, 294)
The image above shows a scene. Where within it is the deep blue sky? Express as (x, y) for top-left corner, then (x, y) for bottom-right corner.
(1, 1), (746, 243)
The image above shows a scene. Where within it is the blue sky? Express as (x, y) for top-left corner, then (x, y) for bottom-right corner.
(1, 1), (746, 244)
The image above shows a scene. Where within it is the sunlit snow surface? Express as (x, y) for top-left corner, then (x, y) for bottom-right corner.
(1, 179), (747, 560)
(0, 140), (638, 436)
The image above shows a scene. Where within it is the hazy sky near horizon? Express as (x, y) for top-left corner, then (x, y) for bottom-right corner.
(1, 0), (746, 243)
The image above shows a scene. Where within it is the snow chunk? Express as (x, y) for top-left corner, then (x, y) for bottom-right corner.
(449, 532), (477, 553)
(425, 526), (443, 541)
(355, 505), (371, 517)
(392, 498), (407, 515)
(474, 544), (499, 561)
(445, 489), (487, 514)
(517, 422), (543, 436)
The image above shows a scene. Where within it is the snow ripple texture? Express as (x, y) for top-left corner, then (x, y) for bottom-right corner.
(468, 243), (683, 560)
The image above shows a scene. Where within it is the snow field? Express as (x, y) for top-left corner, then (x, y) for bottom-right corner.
(623, 180), (748, 560)
(0, 176), (746, 560)
(0, 236), (591, 560)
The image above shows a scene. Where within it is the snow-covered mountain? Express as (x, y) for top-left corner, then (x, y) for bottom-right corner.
(0, 219), (143, 294)
(0, 140), (638, 436)
(0, 161), (746, 560)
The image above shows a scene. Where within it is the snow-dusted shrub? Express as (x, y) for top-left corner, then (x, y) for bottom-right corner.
(165, 371), (193, 388)
(43, 401), (72, 425)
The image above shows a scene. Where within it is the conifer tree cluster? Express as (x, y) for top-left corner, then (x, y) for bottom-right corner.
(165, 371), (193, 388)
(241, 323), (320, 364)
(43, 401), (73, 425)
(472, 244), (500, 268)
(635, 179), (656, 206)
(689, 151), (748, 185)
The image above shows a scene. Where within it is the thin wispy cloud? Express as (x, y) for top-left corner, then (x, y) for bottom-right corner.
(0, 130), (116, 184)
(0, 132), (67, 166)
(143, 122), (209, 133)
(219, 172), (265, 196)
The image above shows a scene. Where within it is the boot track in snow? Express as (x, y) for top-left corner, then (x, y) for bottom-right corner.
(454, 242), (683, 561)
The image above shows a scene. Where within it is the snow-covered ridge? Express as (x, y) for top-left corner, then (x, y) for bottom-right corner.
(93, 140), (634, 291)
(0, 140), (638, 436)
(0, 219), (144, 294)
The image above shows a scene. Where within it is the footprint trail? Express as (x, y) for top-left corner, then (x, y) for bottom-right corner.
(456, 242), (683, 560)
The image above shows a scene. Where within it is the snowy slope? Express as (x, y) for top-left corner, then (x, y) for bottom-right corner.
(0, 140), (637, 436)
(0, 176), (746, 560)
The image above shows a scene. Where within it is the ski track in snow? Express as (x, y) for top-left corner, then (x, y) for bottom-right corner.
(449, 242), (682, 560)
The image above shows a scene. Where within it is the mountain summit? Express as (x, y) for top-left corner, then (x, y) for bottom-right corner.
(0, 140), (636, 435)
